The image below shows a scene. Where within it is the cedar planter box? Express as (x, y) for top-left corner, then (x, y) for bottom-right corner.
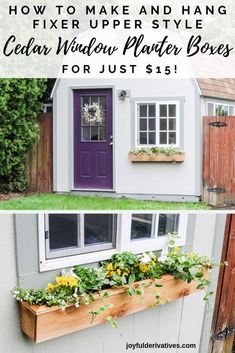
(128, 152), (185, 163)
(19, 275), (202, 343)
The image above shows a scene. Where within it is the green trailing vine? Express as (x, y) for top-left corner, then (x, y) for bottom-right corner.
(131, 146), (183, 156)
(12, 234), (225, 328)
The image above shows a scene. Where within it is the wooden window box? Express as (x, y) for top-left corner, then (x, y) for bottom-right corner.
(19, 274), (202, 343)
(128, 152), (185, 163)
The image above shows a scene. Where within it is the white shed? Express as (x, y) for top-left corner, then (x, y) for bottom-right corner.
(51, 78), (235, 202)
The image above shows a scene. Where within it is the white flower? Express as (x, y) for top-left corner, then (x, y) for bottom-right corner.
(158, 255), (168, 263)
(75, 302), (80, 308)
(139, 253), (151, 264)
(61, 268), (78, 278)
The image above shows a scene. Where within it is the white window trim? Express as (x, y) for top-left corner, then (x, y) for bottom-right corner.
(38, 213), (187, 272)
(135, 101), (180, 148)
(207, 101), (235, 116)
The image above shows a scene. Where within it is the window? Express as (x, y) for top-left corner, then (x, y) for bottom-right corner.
(81, 95), (106, 141)
(207, 102), (235, 116)
(157, 214), (179, 236)
(119, 213), (186, 254)
(131, 214), (179, 240)
(136, 101), (179, 147)
(45, 214), (117, 259)
(131, 214), (153, 239)
(39, 213), (187, 272)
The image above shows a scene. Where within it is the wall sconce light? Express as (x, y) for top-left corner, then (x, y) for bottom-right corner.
(118, 90), (127, 100)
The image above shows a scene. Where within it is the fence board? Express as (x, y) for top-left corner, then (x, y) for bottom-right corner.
(26, 113), (52, 193)
(203, 116), (235, 206)
(209, 215), (235, 353)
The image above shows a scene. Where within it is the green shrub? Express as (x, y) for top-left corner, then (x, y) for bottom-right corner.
(0, 79), (47, 192)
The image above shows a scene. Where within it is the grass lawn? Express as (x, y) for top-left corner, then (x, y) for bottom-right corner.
(0, 193), (210, 210)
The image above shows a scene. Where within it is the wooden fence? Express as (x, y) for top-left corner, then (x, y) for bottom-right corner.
(26, 113), (53, 193)
(203, 116), (235, 206)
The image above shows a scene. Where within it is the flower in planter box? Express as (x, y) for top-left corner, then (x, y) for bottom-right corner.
(47, 283), (55, 292)
(138, 253), (152, 264)
(55, 275), (79, 288)
(139, 263), (150, 273)
(158, 249), (169, 263)
(12, 233), (221, 316)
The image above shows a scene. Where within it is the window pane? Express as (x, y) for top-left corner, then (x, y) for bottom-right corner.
(91, 96), (99, 104)
(82, 96), (90, 106)
(91, 126), (98, 140)
(82, 127), (90, 141)
(140, 132), (147, 144)
(149, 132), (156, 144)
(169, 132), (176, 144)
(149, 104), (156, 117)
(99, 96), (106, 110)
(229, 106), (234, 115)
(160, 119), (167, 130)
(84, 214), (115, 245)
(139, 105), (147, 117)
(158, 214), (179, 236)
(215, 105), (228, 116)
(99, 126), (105, 141)
(149, 119), (156, 130)
(49, 214), (78, 250)
(140, 118), (147, 130)
(208, 103), (214, 116)
(160, 132), (167, 144)
(131, 214), (153, 239)
(169, 105), (176, 117)
(160, 105), (167, 117)
(169, 119), (176, 130)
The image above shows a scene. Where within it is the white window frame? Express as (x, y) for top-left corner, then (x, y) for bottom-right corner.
(44, 214), (116, 259)
(135, 101), (180, 148)
(39, 213), (119, 272)
(38, 213), (187, 272)
(207, 101), (235, 116)
(119, 213), (187, 253)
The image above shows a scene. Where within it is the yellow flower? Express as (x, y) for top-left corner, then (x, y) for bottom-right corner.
(56, 275), (69, 286)
(116, 269), (121, 276)
(124, 268), (130, 274)
(139, 264), (149, 273)
(189, 252), (194, 258)
(68, 276), (78, 288)
(106, 263), (113, 271)
(47, 283), (55, 291)
(173, 246), (179, 253)
(123, 272), (129, 276)
(107, 271), (114, 278)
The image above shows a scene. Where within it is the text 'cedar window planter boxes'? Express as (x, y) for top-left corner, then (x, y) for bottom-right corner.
(19, 275), (201, 343)
(128, 152), (185, 163)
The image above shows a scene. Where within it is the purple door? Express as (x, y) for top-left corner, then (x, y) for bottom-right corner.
(74, 89), (113, 189)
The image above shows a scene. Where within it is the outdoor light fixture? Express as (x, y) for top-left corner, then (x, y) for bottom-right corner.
(118, 90), (127, 100)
